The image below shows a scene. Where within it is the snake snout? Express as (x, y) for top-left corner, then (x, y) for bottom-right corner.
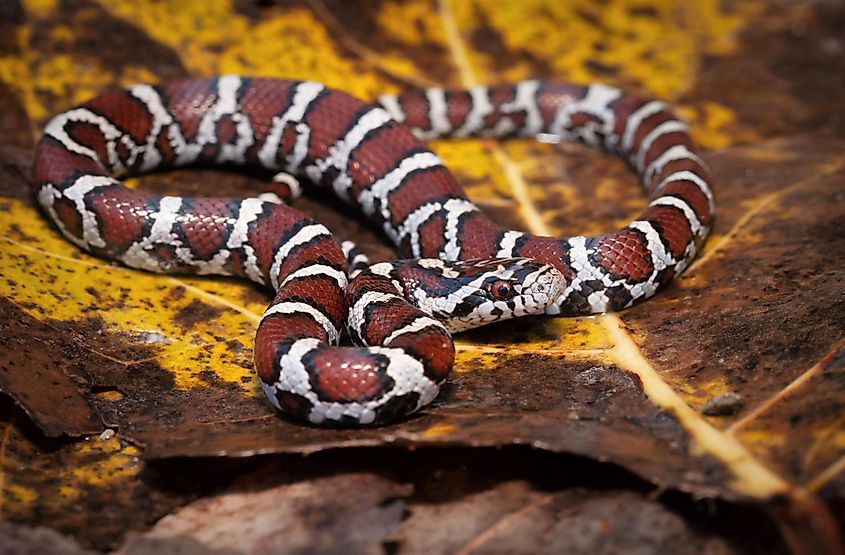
(519, 263), (568, 313)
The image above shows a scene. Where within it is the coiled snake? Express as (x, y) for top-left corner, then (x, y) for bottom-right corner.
(33, 76), (713, 425)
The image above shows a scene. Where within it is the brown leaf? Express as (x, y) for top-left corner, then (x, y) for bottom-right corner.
(0, 297), (103, 437)
(0, 522), (96, 555)
(118, 474), (411, 555)
(622, 135), (845, 494)
(391, 483), (734, 555)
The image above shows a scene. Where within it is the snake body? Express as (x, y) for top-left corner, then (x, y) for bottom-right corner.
(33, 76), (713, 425)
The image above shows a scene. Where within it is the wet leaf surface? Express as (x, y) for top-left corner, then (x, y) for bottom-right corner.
(623, 135), (845, 491)
(0, 0), (843, 552)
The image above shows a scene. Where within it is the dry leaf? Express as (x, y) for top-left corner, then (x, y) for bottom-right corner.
(391, 483), (734, 555)
(118, 474), (411, 555)
(0, 522), (96, 555)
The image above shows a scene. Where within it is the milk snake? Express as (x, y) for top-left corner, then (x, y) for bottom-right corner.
(33, 76), (714, 425)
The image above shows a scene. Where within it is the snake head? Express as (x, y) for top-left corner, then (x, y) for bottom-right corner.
(401, 258), (567, 333)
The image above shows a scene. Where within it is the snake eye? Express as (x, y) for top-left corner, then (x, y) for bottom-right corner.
(488, 280), (516, 301)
